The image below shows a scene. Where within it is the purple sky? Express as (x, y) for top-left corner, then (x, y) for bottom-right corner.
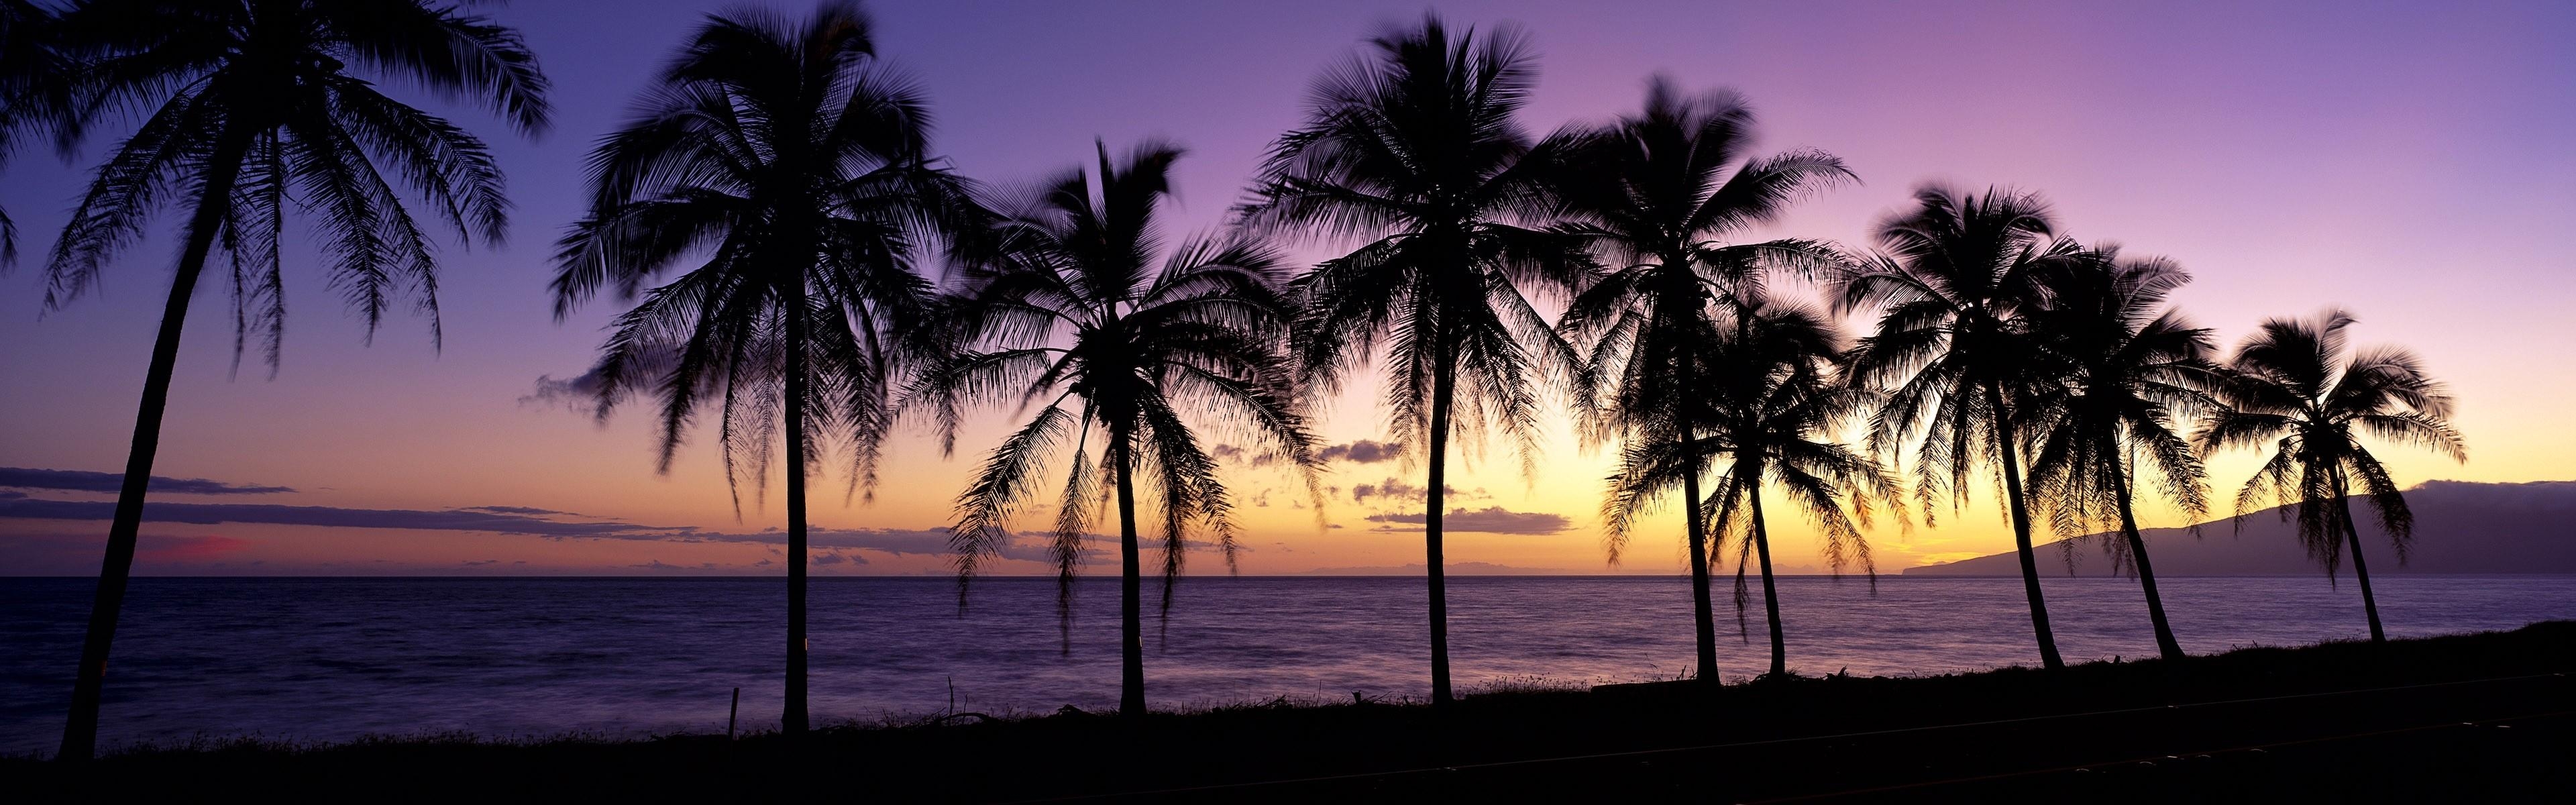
(2, 0), (2571, 576)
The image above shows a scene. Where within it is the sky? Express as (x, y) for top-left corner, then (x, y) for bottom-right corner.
(3, 0), (2572, 578)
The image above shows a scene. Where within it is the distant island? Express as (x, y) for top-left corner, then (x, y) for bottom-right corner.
(1907, 480), (2576, 576)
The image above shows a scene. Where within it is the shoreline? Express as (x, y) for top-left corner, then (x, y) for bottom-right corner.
(11, 621), (2571, 800)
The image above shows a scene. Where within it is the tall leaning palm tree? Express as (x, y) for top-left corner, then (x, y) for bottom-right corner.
(551, 1), (964, 735)
(2198, 310), (2465, 643)
(2017, 249), (2216, 663)
(1835, 185), (2083, 670)
(1556, 76), (1851, 684)
(1240, 15), (1588, 707)
(39, 0), (547, 761)
(1607, 299), (1895, 679)
(922, 141), (1320, 718)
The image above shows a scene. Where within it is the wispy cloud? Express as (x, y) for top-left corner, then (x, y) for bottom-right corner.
(1320, 439), (1403, 464)
(0, 492), (1104, 564)
(0, 467), (294, 496)
(0, 497), (690, 538)
(1364, 506), (1572, 535)
(1348, 478), (1489, 504)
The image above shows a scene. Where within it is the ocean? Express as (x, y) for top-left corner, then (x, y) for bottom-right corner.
(4, 574), (2571, 757)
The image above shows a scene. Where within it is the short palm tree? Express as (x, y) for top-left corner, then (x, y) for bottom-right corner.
(2198, 310), (2465, 643)
(1835, 185), (2084, 670)
(921, 140), (1320, 718)
(36, 0), (547, 761)
(551, 1), (965, 735)
(2017, 249), (2217, 663)
(1608, 299), (1895, 679)
(1239, 15), (1588, 706)
(1556, 76), (1852, 684)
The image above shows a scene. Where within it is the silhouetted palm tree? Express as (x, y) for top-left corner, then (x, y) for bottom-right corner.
(2198, 310), (2465, 643)
(1240, 15), (1588, 706)
(1607, 299), (1894, 678)
(2017, 249), (2216, 663)
(0, 0), (70, 265)
(921, 141), (1320, 718)
(551, 1), (966, 735)
(1556, 76), (1851, 684)
(37, 0), (547, 761)
(1835, 186), (2084, 670)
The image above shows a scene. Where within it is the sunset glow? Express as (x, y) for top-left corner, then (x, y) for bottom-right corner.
(3, 0), (2569, 579)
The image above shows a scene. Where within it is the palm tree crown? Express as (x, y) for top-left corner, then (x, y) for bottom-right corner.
(549, 0), (967, 734)
(922, 140), (1319, 717)
(1553, 76), (1851, 682)
(1238, 14), (1589, 706)
(2198, 309), (2465, 641)
(46, 0), (549, 371)
(1, 0), (72, 265)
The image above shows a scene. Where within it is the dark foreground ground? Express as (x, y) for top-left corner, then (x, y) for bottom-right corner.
(12, 622), (2574, 802)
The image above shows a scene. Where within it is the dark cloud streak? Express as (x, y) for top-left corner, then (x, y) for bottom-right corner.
(1364, 506), (1572, 535)
(0, 467), (294, 496)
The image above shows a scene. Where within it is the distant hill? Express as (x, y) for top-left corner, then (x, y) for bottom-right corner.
(1904, 480), (2576, 576)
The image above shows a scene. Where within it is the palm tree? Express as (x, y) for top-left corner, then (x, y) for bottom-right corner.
(551, 1), (966, 735)
(1834, 185), (2084, 670)
(920, 140), (1320, 718)
(0, 0), (70, 266)
(1556, 76), (1852, 684)
(1239, 15), (1589, 706)
(37, 0), (547, 761)
(2198, 310), (2465, 643)
(2017, 248), (2217, 663)
(1606, 299), (1895, 679)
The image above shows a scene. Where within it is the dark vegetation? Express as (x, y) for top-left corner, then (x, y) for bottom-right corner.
(11, 622), (2571, 802)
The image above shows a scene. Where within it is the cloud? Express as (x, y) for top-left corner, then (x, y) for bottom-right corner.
(1364, 506), (1572, 535)
(1209, 443), (1276, 468)
(631, 559), (687, 571)
(460, 505), (567, 516)
(1320, 440), (1403, 464)
(0, 467), (294, 496)
(0, 497), (692, 539)
(0, 479), (1116, 567)
(1348, 478), (1488, 504)
(462, 559), (500, 566)
(523, 368), (611, 413)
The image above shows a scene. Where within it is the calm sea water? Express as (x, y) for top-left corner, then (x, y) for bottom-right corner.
(3, 574), (2571, 757)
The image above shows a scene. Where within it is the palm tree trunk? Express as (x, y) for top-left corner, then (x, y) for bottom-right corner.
(1746, 469), (1787, 678)
(60, 129), (254, 763)
(2332, 476), (2387, 643)
(1424, 350), (1456, 708)
(782, 282), (810, 735)
(2106, 441), (2184, 662)
(1114, 425), (1145, 718)
(1985, 380), (2063, 671)
(1675, 365), (1719, 686)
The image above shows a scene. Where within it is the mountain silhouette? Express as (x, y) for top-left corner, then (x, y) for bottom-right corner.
(1905, 480), (2576, 576)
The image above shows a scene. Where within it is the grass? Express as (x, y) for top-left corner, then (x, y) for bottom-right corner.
(10, 621), (2573, 802)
